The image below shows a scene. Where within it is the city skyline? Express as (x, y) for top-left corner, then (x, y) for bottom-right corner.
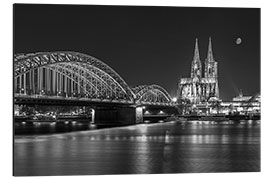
(14, 4), (260, 101)
(13, 4), (261, 176)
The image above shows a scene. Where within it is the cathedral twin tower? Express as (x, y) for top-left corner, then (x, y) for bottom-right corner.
(178, 37), (219, 104)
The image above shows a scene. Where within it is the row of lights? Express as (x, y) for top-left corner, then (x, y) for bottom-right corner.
(18, 87), (178, 104)
(19, 89), (127, 99)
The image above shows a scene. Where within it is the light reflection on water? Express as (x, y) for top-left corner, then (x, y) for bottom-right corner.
(14, 122), (260, 176)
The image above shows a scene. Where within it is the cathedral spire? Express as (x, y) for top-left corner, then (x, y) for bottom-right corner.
(193, 38), (200, 62)
(207, 37), (214, 62)
(191, 38), (202, 78)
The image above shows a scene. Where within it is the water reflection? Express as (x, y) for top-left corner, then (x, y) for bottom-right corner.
(14, 122), (260, 176)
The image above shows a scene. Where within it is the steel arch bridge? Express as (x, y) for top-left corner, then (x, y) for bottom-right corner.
(132, 85), (173, 106)
(14, 51), (135, 103)
(14, 51), (174, 106)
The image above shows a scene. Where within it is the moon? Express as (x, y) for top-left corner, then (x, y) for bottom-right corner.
(236, 38), (242, 45)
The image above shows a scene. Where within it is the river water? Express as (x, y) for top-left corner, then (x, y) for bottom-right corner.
(14, 121), (260, 176)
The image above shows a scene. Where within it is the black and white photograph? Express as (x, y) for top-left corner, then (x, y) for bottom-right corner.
(13, 3), (261, 177)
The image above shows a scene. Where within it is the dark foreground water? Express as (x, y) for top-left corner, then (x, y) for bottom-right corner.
(14, 121), (260, 176)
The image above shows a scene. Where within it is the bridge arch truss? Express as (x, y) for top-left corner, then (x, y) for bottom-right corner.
(14, 51), (135, 102)
(132, 85), (173, 106)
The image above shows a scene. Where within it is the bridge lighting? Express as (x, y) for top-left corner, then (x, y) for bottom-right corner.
(90, 124), (96, 128)
(172, 97), (177, 102)
(159, 110), (164, 114)
(50, 122), (56, 126)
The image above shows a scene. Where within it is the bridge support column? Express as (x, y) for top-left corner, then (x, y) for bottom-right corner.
(23, 73), (26, 95)
(136, 107), (143, 123)
(40, 68), (43, 94)
(32, 70), (35, 95)
(14, 76), (17, 93)
(71, 73), (73, 96)
(18, 75), (21, 94)
(55, 70), (58, 95)
(29, 71), (31, 95)
(65, 69), (67, 97)
(91, 109), (95, 123)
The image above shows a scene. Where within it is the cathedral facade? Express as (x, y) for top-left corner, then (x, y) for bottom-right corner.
(178, 37), (219, 104)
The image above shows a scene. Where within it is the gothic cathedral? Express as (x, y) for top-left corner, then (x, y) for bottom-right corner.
(178, 37), (219, 104)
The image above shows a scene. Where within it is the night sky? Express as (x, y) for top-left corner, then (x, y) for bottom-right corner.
(14, 4), (260, 101)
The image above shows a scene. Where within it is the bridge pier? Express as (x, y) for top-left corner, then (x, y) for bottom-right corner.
(135, 107), (143, 123)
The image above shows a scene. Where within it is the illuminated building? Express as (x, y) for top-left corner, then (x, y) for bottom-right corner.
(232, 90), (252, 102)
(220, 93), (260, 115)
(178, 37), (219, 104)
